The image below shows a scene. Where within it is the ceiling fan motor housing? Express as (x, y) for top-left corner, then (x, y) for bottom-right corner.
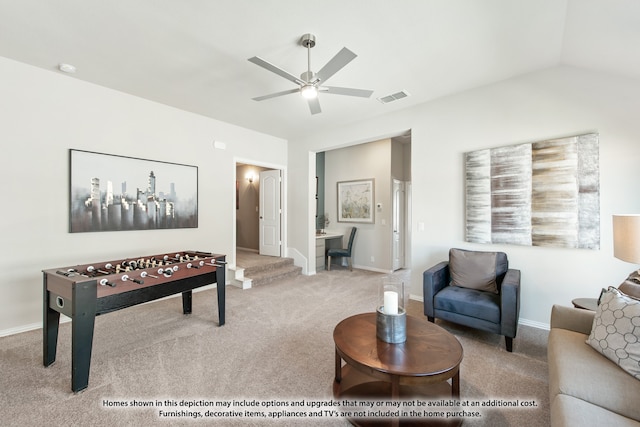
(300, 33), (316, 48)
(300, 71), (317, 83)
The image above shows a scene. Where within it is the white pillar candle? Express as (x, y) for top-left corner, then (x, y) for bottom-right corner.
(383, 291), (398, 315)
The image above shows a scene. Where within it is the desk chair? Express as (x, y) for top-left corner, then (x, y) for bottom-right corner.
(327, 227), (357, 271)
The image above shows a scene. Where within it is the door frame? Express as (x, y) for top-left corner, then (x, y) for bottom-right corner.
(392, 179), (406, 270)
(234, 158), (286, 266)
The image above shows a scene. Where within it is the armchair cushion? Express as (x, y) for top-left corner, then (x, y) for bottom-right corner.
(449, 248), (499, 294)
(434, 285), (501, 324)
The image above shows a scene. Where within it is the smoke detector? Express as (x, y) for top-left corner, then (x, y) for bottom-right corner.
(58, 63), (76, 74)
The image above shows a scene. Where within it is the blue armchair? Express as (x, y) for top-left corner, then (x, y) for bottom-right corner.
(423, 248), (521, 352)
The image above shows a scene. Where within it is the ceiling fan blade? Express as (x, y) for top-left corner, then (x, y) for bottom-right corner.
(252, 88), (300, 101)
(315, 47), (357, 83)
(248, 56), (304, 86)
(322, 86), (374, 98)
(308, 97), (321, 115)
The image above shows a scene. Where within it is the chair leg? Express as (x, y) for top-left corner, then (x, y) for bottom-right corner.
(327, 255), (331, 271)
(505, 337), (513, 352)
(427, 316), (435, 323)
(348, 257), (352, 271)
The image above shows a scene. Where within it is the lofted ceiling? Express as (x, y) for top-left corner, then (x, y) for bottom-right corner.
(0, 0), (639, 141)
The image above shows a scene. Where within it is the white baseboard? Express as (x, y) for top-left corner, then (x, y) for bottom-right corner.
(409, 294), (424, 302)
(2, 284), (549, 338)
(236, 247), (258, 253)
(0, 316), (71, 338)
(2, 322), (42, 337)
(352, 265), (394, 274)
(408, 295), (550, 331)
(519, 318), (550, 331)
(0, 283), (224, 338)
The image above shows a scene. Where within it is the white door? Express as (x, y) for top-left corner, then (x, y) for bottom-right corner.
(259, 169), (281, 257)
(392, 179), (405, 270)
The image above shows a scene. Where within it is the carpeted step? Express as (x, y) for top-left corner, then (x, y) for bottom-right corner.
(236, 254), (302, 287)
(241, 256), (294, 275)
(245, 263), (302, 287)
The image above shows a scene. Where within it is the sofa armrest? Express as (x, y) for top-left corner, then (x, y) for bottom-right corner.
(620, 278), (640, 298)
(423, 261), (450, 317)
(500, 268), (521, 338)
(550, 305), (595, 335)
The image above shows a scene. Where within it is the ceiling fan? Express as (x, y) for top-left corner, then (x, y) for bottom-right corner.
(248, 33), (373, 115)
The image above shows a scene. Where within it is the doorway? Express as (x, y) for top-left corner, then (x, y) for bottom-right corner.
(315, 131), (411, 272)
(235, 163), (282, 257)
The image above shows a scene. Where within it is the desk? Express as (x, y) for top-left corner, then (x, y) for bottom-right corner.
(43, 250), (226, 393)
(315, 233), (343, 270)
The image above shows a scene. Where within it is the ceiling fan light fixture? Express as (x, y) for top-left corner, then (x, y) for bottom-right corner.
(301, 85), (318, 99)
(249, 33), (372, 114)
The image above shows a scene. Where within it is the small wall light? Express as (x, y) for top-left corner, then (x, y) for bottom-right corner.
(245, 173), (254, 183)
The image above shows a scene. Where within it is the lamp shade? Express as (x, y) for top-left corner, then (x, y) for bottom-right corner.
(613, 214), (640, 264)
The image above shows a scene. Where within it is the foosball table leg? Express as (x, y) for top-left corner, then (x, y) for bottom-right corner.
(216, 263), (226, 326)
(71, 281), (97, 393)
(182, 291), (193, 314)
(43, 274), (60, 367)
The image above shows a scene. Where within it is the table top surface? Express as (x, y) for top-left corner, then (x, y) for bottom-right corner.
(572, 297), (599, 311)
(333, 313), (463, 378)
(315, 232), (343, 240)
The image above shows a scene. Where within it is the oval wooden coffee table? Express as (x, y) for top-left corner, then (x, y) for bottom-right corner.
(333, 312), (463, 426)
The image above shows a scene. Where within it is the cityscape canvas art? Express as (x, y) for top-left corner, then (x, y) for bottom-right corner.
(69, 150), (198, 233)
(465, 133), (600, 249)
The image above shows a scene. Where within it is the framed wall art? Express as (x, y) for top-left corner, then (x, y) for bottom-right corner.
(337, 179), (374, 223)
(465, 133), (599, 249)
(69, 149), (198, 233)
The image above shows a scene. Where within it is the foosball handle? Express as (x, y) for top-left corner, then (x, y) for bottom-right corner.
(99, 278), (116, 287)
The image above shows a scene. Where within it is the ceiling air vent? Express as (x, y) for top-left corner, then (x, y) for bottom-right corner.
(377, 90), (410, 104)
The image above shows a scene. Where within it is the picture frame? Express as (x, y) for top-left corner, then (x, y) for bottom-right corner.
(69, 149), (198, 233)
(337, 179), (374, 223)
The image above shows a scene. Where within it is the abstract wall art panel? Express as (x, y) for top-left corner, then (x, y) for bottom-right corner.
(465, 133), (599, 249)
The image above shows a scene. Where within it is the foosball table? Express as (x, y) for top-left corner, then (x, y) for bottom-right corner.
(42, 250), (226, 393)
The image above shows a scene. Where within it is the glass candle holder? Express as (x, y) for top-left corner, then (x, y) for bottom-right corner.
(376, 280), (406, 343)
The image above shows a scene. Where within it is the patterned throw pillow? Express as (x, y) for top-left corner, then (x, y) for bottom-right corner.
(586, 286), (640, 380)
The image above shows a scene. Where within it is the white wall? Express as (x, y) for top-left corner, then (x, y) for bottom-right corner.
(0, 57), (287, 335)
(4, 56), (639, 333)
(324, 139), (392, 271)
(288, 65), (640, 327)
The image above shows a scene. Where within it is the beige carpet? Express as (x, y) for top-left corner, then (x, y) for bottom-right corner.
(0, 267), (549, 426)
